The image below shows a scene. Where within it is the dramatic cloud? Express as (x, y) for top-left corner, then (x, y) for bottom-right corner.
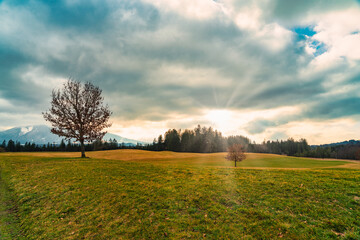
(0, 0), (359, 143)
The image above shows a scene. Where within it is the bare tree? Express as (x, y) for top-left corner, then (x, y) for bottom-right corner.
(226, 144), (246, 167)
(43, 78), (112, 158)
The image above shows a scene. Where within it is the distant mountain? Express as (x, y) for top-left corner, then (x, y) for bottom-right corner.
(0, 125), (147, 146)
(312, 139), (360, 148)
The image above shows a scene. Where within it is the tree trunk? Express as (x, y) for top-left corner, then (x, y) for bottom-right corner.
(80, 140), (86, 158)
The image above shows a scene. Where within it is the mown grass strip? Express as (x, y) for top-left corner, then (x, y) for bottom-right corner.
(0, 163), (24, 239)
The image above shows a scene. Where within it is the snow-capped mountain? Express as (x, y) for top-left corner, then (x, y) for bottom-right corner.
(0, 125), (146, 145)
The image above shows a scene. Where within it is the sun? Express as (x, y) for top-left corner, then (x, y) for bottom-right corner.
(205, 109), (232, 130)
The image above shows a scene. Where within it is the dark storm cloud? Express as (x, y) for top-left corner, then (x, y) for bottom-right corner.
(0, 45), (50, 112)
(304, 97), (360, 120)
(0, 0), (359, 134)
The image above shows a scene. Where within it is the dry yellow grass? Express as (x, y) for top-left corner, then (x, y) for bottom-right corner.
(1, 149), (216, 160)
(1, 150), (359, 169)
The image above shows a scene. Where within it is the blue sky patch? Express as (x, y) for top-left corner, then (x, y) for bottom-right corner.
(308, 40), (327, 57)
(292, 26), (317, 37)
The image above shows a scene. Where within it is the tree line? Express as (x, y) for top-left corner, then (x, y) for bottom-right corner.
(143, 125), (250, 153)
(298, 144), (360, 160)
(142, 126), (360, 160)
(0, 139), (128, 152)
(2, 125), (360, 160)
(248, 139), (360, 160)
(143, 126), (311, 155)
(247, 139), (310, 156)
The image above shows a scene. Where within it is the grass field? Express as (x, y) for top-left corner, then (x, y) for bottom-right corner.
(0, 150), (359, 239)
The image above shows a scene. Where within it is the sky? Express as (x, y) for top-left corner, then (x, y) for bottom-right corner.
(0, 0), (360, 144)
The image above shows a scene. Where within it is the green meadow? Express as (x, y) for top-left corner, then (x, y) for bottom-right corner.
(0, 150), (359, 239)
